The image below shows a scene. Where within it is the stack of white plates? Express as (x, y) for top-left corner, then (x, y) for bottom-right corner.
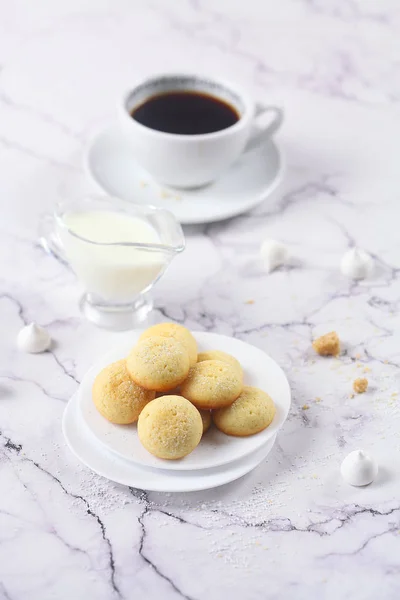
(63, 332), (291, 492)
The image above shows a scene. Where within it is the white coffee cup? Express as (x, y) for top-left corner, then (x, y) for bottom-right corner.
(119, 73), (283, 188)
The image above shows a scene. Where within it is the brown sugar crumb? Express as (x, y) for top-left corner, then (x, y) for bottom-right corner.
(312, 331), (340, 357)
(302, 404), (310, 410)
(245, 299), (255, 305)
(353, 378), (368, 394)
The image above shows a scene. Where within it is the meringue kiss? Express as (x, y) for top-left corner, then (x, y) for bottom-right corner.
(260, 239), (289, 273)
(340, 449), (378, 486)
(17, 322), (51, 354)
(340, 248), (373, 280)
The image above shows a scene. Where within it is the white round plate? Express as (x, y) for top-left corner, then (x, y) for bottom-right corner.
(86, 124), (284, 225)
(63, 392), (277, 492)
(77, 331), (291, 471)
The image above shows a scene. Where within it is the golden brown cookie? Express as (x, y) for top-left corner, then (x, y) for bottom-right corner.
(180, 360), (242, 410)
(127, 335), (190, 392)
(312, 331), (340, 356)
(92, 359), (155, 424)
(139, 322), (197, 367)
(353, 377), (368, 393)
(138, 395), (203, 459)
(199, 409), (212, 434)
(197, 350), (243, 378)
(213, 386), (276, 437)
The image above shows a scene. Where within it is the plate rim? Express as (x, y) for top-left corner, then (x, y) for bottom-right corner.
(77, 331), (291, 471)
(63, 392), (277, 492)
(85, 124), (285, 225)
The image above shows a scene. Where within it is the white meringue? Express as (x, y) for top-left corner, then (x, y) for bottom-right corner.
(340, 449), (378, 486)
(340, 248), (373, 280)
(17, 322), (51, 353)
(260, 239), (289, 273)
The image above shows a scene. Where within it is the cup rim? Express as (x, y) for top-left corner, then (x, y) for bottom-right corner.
(119, 72), (254, 141)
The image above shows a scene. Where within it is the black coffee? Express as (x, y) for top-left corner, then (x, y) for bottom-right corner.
(131, 91), (240, 135)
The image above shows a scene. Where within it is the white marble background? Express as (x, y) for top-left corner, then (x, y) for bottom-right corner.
(1, 1), (400, 598)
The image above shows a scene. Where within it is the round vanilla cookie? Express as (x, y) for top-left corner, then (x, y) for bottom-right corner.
(213, 386), (276, 437)
(138, 395), (203, 459)
(180, 360), (243, 410)
(139, 323), (197, 367)
(199, 409), (212, 434)
(127, 335), (190, 392)
(92, 359), (155, 424)
(197, 349), (243, 378)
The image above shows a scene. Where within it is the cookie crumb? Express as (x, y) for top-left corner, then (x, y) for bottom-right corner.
(312, 331), (340, 356)
(353, 378), (368, 394)
(349, 393), (355, 399)
(245, 299), (255, 305)
(363, 366), (371, 373)
(315, 397), (321, 403)
(302, 404), (310, 410)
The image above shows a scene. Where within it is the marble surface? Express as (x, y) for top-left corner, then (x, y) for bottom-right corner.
(1, 1), (400, 598)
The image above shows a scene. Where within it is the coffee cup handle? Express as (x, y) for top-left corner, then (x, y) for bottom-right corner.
(244, 104), (284, 154)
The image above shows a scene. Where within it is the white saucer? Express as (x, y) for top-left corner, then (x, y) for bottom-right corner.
(77, 331), (291, 471)
(63, 392), (277, 492)
(86, 125), (284, 225)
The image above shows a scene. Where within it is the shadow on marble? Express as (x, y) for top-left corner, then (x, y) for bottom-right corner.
(0, 383), (16, 399)
(372, 466), (391, 487)
(236, 256), (303, 279)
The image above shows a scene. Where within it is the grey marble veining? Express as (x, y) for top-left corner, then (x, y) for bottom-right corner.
(1, 1), (400, 599)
